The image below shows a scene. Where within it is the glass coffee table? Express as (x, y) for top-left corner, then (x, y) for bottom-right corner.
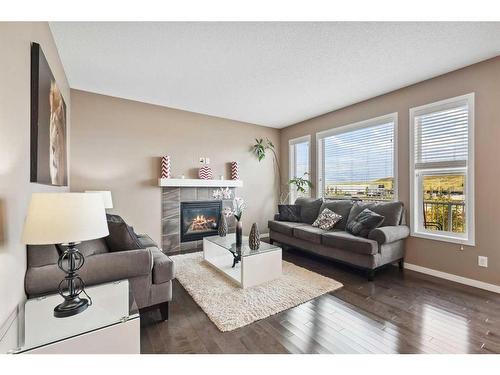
(203, 234), (282, 288)
(6, 280), (139, 354)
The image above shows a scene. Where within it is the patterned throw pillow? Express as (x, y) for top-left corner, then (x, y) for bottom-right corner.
(312, 208), (342, 230)
(346, 208), (385, 238)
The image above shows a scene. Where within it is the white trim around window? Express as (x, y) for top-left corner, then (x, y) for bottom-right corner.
(288, 135), (311, 203)
(315, 113), (398, 201)
(409, 93), (475, 246)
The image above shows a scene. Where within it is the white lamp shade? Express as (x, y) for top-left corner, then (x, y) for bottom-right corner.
(22, 193), (109, 245)
(85, 190), (113, 209)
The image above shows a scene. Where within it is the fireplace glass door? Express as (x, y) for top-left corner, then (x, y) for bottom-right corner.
(180, 201), (222, 242)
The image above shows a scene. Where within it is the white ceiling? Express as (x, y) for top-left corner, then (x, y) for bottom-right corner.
(49, 22), (500, 128)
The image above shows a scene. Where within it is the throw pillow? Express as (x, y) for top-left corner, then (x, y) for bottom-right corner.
(346, 208), (385, 238)
(312, 208), (342, 230)
(105, 214), (143, 252)
(278, 204), (302, 222)
(295, 197), (323, 224)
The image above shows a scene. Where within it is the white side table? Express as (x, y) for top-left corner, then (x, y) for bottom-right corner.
(7, 280), (139, 354)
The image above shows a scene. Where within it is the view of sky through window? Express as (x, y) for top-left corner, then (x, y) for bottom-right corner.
(323, 121), (394, 200)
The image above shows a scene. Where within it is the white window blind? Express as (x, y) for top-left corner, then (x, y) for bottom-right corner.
(293, 142), (309, 178)
(319, 115), (396, 201)
(414, 104), (469, 169)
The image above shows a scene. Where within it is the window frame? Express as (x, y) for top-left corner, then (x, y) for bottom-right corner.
(409, 93), (475, 246)
(288, 135), (311, 203)
(315, 113), (398, 201)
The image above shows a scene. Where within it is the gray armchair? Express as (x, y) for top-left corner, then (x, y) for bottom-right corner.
(25, 219), (174, 321)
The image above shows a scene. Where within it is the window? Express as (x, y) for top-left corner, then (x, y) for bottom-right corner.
(316, 113), (397, 201)
(410, 93), (474, 245)
(289, 135), (311, 202)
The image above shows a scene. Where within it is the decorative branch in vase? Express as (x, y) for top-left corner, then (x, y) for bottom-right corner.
(223, 197), (246, 246)
(252, 138), (288, 203)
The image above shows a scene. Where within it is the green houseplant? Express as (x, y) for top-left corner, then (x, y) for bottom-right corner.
(252, 139), (314, 203)
(288, 172), (313, 195)
(252, 138), (286, 201)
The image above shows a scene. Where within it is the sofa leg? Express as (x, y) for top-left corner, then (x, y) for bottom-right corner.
(159, 302), (169, 321)
(367, 270), (375, 282)
(398, 259), (404, 271)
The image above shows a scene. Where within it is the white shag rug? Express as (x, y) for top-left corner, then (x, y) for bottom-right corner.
(171, 252), (343, 332)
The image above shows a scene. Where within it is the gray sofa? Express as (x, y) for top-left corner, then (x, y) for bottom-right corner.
(25, 222), (174, 320)
(269, 198), (410, 280)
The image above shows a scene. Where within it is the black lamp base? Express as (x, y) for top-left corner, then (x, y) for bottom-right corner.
(55, 242), (91, 318)
(54, 296), (89, 318)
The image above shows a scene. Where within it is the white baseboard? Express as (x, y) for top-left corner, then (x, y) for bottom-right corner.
(404, 262), (500, 294)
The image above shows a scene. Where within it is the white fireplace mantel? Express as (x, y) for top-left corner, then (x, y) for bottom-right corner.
(158, 178), (243, 188)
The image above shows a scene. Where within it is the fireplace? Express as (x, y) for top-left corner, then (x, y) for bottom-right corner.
(180, 201), (222, 242)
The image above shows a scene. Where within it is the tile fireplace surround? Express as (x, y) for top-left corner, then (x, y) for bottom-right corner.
(161, 187), (237, 253)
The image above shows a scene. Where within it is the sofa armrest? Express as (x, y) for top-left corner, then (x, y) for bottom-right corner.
(151, 248), (175, 284)
(25, 248), (152, 297)
(368, 225), (410, 245)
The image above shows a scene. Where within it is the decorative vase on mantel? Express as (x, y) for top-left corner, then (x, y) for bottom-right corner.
(235, 220), (243, 247)
(218, 212), (228, 237)
(249, 223), (260, 250)
(161, 155), (171, 179)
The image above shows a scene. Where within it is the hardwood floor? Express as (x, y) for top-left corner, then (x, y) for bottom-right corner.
(140, 248), (500, 354)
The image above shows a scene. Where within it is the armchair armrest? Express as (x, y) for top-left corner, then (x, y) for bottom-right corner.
(83, 248), (152, 280)
(369, 225), (410, 245)
(151, 248), (174, 284)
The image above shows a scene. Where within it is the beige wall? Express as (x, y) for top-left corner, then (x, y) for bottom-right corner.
(70, 90), (280, 246)
(0, 22), (70, 329)
(280, 56), (500, 287)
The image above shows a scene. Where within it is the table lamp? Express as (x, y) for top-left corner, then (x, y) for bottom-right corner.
(22, 193), (109, 318)
(84, 190), (113, 209)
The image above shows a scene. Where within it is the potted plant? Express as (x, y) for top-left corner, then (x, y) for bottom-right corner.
(288, 172), (313, 196)
(252, 138), (314, 203)
(252, 138), (287, 203)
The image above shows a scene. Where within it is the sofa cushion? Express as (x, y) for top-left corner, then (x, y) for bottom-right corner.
(293, 225), (328, 244)
(295, 197), (323, 224)
(277, 204), (302, 222)
(312, 208), (342, 230)
(137, 233), (159, 249)
(321, 231), (379, 255)
(319, 200), (354, 229)
(347, 201), (404, 227)
(27, 244), (60, 267)
(105, 214), (142, 252)
(60, 238), (109, 258)
(268, 220), (306, 236)
(346, 208), (385, 238)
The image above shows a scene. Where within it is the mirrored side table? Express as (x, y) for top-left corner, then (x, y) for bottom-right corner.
(6, 279), (139, 354)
